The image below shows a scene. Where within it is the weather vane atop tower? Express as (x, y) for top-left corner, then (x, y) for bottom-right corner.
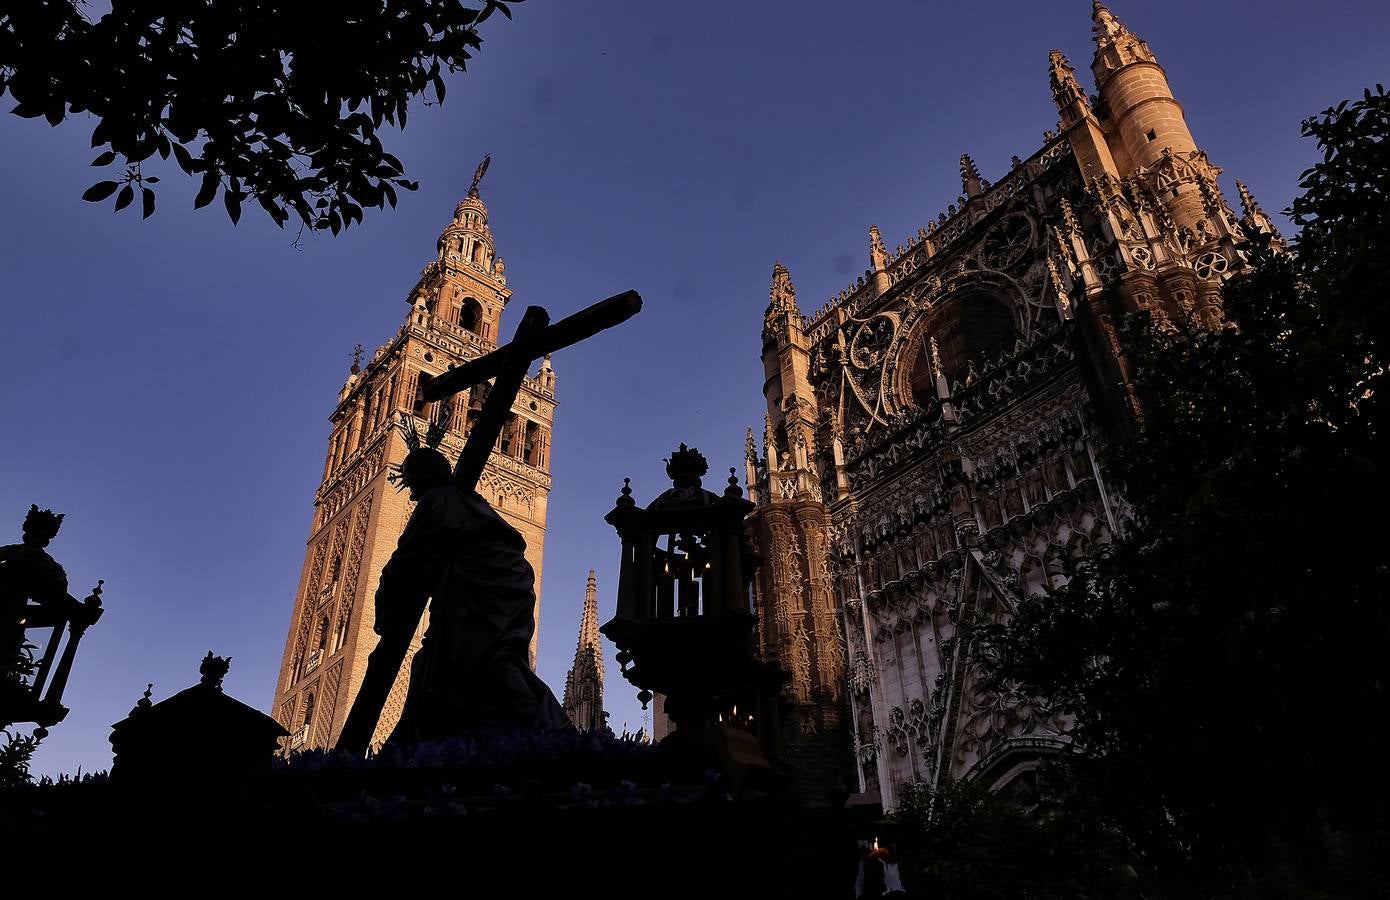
(468, 154), (491, 199)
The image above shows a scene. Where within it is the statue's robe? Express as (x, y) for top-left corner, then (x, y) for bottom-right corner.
(374, 483), (569, 744)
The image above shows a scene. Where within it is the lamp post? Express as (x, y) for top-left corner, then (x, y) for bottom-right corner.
(601, 445), (786, 784)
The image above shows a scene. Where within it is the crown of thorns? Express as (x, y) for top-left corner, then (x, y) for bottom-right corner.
(387, 405), (452, 490)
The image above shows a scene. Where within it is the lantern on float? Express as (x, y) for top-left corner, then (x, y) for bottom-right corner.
(601, 445), (784, 764)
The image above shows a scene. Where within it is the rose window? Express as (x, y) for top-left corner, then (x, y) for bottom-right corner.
(981, 214), (1033, 270)
(849, 316), (895, 370)
(1194, 251), (1229, 279)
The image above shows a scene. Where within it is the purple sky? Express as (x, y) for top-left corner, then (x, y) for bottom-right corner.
(4, 1), (1386, 778)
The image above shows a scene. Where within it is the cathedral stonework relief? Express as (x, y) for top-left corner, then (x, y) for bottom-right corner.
(273, 177), (558, 752)
(747, 3), (1280, 807)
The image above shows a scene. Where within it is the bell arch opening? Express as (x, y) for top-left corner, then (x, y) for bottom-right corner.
(459, 297), (484, 335)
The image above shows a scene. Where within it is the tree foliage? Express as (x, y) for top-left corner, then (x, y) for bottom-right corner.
(989, 86), (1390, 897)
(889, 780), (1142, 900)
(1, 643), (41, 790)
(1, 0), (518, 232)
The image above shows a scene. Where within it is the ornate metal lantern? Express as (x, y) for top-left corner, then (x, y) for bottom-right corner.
(602, 445), (784, 767)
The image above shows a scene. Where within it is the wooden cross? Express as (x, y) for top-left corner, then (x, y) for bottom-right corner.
(430, 290), (641, 488)
(335, 290), (642, 755)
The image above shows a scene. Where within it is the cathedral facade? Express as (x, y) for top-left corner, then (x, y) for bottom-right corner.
(272, 176), (558, 751)
(747, 2), (1281, 807)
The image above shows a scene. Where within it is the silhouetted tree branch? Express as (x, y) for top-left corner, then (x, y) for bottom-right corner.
(1, 0), (519, 232)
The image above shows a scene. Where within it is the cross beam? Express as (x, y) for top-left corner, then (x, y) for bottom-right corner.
(421, 290), (642, 403)
(436, 289), (640, 491)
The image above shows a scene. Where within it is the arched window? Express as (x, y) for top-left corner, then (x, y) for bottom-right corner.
(331, 610), (349, 654)
(499, 413), (517, 457)
(524, 422), (543, 467)
(451, 396), (468, 434)
(464, 383), (489, 437)
(301, 691), (317, 729)
(324, 554), (341, 595)
(316, 615), (330, 652)
(473, 242), (487, 265)
(908, 294), (1017, 406)
(412, 372), (433, 415)
(459, 298), (484, 335)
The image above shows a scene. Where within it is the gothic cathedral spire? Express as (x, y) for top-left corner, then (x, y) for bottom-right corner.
(562, 570), (608, 733)
(749, 255), (848, 794)
(1088, 0), (1194, 170)
(869, 226), (892, 297)
(765, 261), (802, 328)
(1048, 49), (1090, 126)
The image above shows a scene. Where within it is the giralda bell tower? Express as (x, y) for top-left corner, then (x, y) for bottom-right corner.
(272, 161), (558, 751)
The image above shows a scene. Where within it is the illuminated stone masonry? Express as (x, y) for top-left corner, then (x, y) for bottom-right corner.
(274, 175), (558, 752)
(747, 2), (1281, 807)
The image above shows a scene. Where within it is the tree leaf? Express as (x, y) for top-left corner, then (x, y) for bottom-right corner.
(91, 150), (117, 167)
(171, 143), (194, 175)
(114, 184), (134, 211)
(194, 172), (218, 209)
(225, 190), (242, 225)
(258, 194), (285, 226)
(81, 181), (120, 202)
(142, 187), (156, 219)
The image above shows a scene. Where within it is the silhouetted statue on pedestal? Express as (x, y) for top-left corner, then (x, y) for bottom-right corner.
(1, 506), (69, 665)
(1, 505), (104, 732)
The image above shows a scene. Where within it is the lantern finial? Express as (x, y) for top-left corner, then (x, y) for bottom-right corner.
(664, 444), (709, 489)
(199, 651), (232, 690)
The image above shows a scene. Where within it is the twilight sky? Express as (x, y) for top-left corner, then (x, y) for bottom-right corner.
(3, 1), (1386, 777)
